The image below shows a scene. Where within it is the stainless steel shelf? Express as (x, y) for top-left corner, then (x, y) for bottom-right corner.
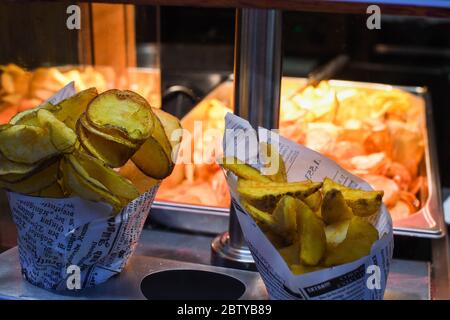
(0, 229), (433, 300)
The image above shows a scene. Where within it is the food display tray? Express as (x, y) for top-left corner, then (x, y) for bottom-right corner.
(150, 78), (445, 238)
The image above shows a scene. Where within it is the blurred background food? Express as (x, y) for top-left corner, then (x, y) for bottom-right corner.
(0, 64), (161, 124)
(156, 79), (426, 222)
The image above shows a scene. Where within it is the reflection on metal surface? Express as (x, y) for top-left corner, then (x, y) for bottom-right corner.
(0, 247), (267, 300)
(0, 245), (433, 300)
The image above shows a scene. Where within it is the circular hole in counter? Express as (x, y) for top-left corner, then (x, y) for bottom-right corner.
(140, 269), (246, 300)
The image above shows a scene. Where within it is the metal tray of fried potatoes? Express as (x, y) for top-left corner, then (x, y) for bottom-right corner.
(150, 78), (445, 239)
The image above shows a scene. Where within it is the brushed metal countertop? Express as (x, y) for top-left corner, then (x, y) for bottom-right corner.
(0, 227), (430, 300)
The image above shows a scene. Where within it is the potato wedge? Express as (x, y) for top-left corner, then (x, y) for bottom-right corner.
(325, 220), (350, 248)
(237, 179), (322, 210)
(278, 242), (300, 265)
(74, 151), (139, 205)
(290, 264), (324, 275)
(272, 195), (298, 243)
(0, 125), (59, 164)
(61, 155), (122, 212)
(86, 89), (155, 142)
(241, 200), (276, 227)
(304, 191), (322, 212)
(222, 157), (271, 183)
(77, 117), (138, 168)
(323, 177), (383, 217)
(263, 230), (288, 249)
(296, 198), (326, 266)
(324, 216), (379, 267)
(321, 189), (353, 224)
(37, 109), (77, 153)
(340, 190), (384, 217)
(0, 160), (60, 194)
(259, 142), (287, 182)
(52, 88), (98, 130)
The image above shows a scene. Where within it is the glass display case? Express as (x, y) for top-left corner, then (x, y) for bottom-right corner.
(0, 0), (449, 300)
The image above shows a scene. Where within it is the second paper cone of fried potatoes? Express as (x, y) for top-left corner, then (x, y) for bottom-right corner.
(221, 143), (384, 275)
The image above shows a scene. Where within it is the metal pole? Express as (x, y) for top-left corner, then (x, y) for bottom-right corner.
(211, 8), (282, 270)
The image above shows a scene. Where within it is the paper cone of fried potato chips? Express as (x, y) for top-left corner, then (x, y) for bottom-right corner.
(2, 83), (181, 290)
(221, 113), (394, 300)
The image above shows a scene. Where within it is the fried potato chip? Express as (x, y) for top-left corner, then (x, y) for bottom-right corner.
(37, 109), (77, 153)
(0, 125), (59, 164)
(79, 113), (139, 148)
(296, 198), (326, 266)
(323, 177), (383, 217)
(74, 151), (139, 205)
(152, 107), (183, 152)
(324, 216), (378, 267)
(31, 181), (64, 198)
(132, 136), (173, 180)
(86, 89), (155, 142)
(77, 116), (138, 168)
(149, 110), (173, 161)
(0, 152), (39, 178)
(9, 102), (57, 126)
(0, 157), (57, 184)
(321, 189), (353, 224)
(221, 157), (271, 183)
(0, 160), (59, 194)
(61, 155), (122, 212)
(237, 179), (322, 210)
(259, 142), (287, 182)
(0, 124), (12, 131)
(118, 160), (159, 194)
(52, 88), (98, 130)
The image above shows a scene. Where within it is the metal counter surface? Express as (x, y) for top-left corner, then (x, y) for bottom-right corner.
(0, 227), (430, 300)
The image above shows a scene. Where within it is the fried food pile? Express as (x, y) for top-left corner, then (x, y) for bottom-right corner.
(156, 99), (232, 207)
(0, 64), (160, 123)
(222, 144), (383, 275)
(157, 80), (426, 222)
(0, 88), (181, 214)
(280, 82), (425, 221)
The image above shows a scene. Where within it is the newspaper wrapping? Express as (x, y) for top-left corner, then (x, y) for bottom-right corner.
(6, 83), (159, 290)
(222, 113), (394, 300)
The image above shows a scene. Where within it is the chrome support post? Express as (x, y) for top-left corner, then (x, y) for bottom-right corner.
(211, 8), (282, 270)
